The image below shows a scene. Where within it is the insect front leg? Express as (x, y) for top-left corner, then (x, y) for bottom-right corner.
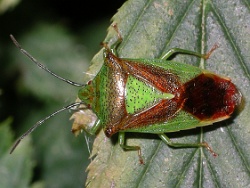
(158, 133), (218, 157)
(110, 23), (123, 55)
(118, 132), (144, 164)
(102, 24), (123, 56)
(160, 44), (218, 60)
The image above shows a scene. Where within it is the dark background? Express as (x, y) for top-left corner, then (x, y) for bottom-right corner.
(0, 0), (126, 120)
(0, 0), (126, 187)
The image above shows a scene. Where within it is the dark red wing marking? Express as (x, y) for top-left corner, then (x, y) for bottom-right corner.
(183, 73), (241, 120)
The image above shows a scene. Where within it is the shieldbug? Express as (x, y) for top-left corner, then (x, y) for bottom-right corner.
(10, 24), (242, 164)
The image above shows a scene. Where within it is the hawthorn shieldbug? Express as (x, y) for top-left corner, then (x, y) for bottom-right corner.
(10, 25), (242, 164)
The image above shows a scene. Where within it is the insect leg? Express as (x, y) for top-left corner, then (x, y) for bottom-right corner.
(158, 133), (218, 157)
(88, 119), (102, 135)
(118, 132), (144, 164)
(101, 24), (122, 56)
(160, 44), (218, 60)
(109, 24), (123, 56)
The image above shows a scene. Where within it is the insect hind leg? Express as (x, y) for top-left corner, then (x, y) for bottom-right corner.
(158, 133), (218, 157)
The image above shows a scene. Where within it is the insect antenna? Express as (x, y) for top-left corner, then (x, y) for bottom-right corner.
(10, 34), (85, 87)
(10, 102), (84, 154)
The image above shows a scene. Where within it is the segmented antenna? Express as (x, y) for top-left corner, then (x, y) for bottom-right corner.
(10, 102), (84, 154)
(10, 35), (85, 87)
(9, 35), (88, 153)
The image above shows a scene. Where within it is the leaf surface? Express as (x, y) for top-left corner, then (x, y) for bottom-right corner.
(85, 0), (250, 187)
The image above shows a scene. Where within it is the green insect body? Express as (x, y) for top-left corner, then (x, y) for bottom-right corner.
(76, 27), (241, 163)
(10, 26), (242, 164)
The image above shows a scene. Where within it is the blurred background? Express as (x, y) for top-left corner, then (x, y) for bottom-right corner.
(0, 0), (125, 187)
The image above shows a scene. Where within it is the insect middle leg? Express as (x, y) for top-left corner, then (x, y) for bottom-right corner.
(118, 132), (144, 164)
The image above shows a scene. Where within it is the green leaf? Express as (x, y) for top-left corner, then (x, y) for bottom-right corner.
(85, 0), (250, 187)
(0, 118), (34, 188)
